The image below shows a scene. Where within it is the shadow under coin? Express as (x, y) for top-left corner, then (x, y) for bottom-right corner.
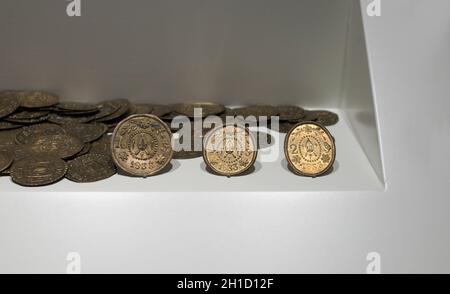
(281, 158), (339, 177)
(200, 161), (262, 177)
(117, 160), (180, 178)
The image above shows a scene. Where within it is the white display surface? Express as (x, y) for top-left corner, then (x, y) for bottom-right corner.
(1, 0), (450, 273)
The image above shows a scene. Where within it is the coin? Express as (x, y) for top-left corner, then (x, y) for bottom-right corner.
(203, 124), (258, 176)
(149, 104), (172, 117)
(276, 105), (306, 121)
(90, 134), (112, 156)
(48, 113), (94, 124)
(277, 121), (298, 133)
(0, 150), (14, 172)
(284, 122), (336, 177)
(10, 155), (67, 186)
(133, 104), (153, 114)
(15, 123), (66, 145)
(0, 129), (20, 151)
(75, 143), (91, 157)
(252, 131), (275, 149)
(62, 122), (108, 143)
(55, 101), (99, 112)
(96, 99), (131, 122)
(0, 92), (20, 118)
(0, 121), (22, 130)
(230, 105), (279, 119)
(66, 153), (116, 183)
(6, 110), (49, 121)
(92, 101), (121, 121)
(111, 114), (173, 177)
(26, 134), (84, 159)
(174, 102), (225, 118)
(18, 91), (59, 108)
(312, 110), (339, 126)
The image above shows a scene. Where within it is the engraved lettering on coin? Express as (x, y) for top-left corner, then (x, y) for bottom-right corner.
(66, 153), (116, 183)
(111, 114), (173, 177)
(203, 125), (258, 176)
(284, 122), (336, 177)
(10, 156), (67, 186)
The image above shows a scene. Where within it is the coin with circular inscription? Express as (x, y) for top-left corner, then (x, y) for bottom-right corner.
(0, 92), (20, 118)
(203, 124), (258, 176)
(66, 153), (116, 183)
(18, 91), (59, 108)
(15, 123), (66, 145)
(26, 134), (84, 159)
(284, 122), (336, 177)
(0, 150), (14, 172)
(10, 155), (67, 186)
(63, 122), (108, 143)
(111, 114), (173, 177)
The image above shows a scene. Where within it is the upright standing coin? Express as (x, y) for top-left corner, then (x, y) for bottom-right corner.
(111, 114), (173, 177)
(0, 150), (14, 172)
(284, 122), (336, 177)
(18, 91), (59, 108)
(0, 92), (20, 118)
(10, 156), (67, 186)
(203, 124), (258, 176)
(66, 153), (116, 183)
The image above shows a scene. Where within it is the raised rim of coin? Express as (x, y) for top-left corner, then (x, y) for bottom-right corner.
(202, 124), (258, 177)
(111, 114), (173, 177)
(0, 92), (21, 119)
(284, 121), (336, 177)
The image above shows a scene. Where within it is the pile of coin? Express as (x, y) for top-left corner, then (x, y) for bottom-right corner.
(1, 90), (339, 185)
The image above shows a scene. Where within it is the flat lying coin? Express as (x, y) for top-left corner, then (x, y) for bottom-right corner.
(0, 92), (20, 118)
(15, 123), (66, 145)
(48, 113), (94, 124)
(312, 110), (339, 126)
(96, 99), (131, 122)
(0, 121), (22, 130)
(276, 105), (306, 121)
(111, 114), (173, 177)
(6, 110), (49, 121)
(149, 104), (172, 117)
(203, 124), (258, 176)
(63, 122), (108, 143)
(18, 91), (59, 108)
(0, 129), (20, 151)
(230, 105), (279, 119)
(10, 155), (67, 186)
(90, 134), (112, 156)
(26, 134), (84, 159)
(284, 122), (336, 177)
(0, 150), (14, 172)
(66, 153), (116, 183)
(56, 102), (99, 112)
(174, 102), (225, 118)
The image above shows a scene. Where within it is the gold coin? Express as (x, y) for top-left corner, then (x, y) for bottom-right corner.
(284, 122), (335, 177)
(203, 124), (258, 176)
(111, 114), (173, 177)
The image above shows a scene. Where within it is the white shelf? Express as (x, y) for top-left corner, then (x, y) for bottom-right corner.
(0, 109), (383, 192)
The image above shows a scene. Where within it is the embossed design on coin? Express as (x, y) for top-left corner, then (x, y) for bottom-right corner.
(0, 150), (14, 172)
(111, 114), (173, 177)
(284, 122), (335, 177)
(66, 153), (116, 183)
(18, 91), (59, 108)
(26, 134), (84, 159)
(203, 125), (258, 176)
(10, 156), (67, 186)
(62, 122), (108, 143)
(15, 123), (66, 145)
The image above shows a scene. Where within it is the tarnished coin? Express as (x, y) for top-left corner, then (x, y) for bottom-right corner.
(15, 123), (66, 145)
(284, 122), (336, 177)
(111, 114), (173, 177)
(203, 124), (258, 176)
(56, 102), (99, 112)
(26, 134), (84, 159)
(18, 91), (59, 108)
(0, 150), (14, 172)
(90, 134), (112, 156)
(0, 92), (20, 118)
(96, 99), (131, 122)
(133, 104), (153, 114)
(0, 129), (20, 151)
(48, 113), (94, 124)
(0, 121), (22, 130)
(75, 143), (91, 157)
(62, 122), (108, 143)
(174, 102), (225, 118)
(230, 105), (279, 119)
(92, 100), (121, 121)
(10, 155), (67, 186)
(276, 105), (306, 121)
(66, 153), (116, 183)
(149, 104), (172, 117)
(312, 110), (339, 126)
(6, 110), (49, 121)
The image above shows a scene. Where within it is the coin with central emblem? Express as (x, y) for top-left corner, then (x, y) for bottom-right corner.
(203, 124), (258, 176)
(111, 114), (173, 177)
(284, 122), (336, 177)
